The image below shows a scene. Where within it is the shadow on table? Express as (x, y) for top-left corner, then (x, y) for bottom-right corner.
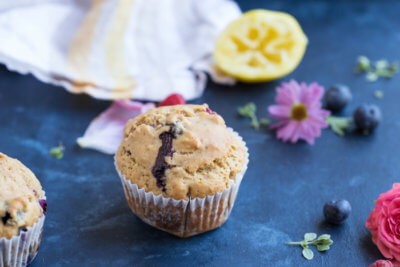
(77, 196), (184, 246)
(359, 232), (383, 263)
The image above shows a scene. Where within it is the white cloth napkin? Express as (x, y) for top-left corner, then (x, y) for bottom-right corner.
(0, 0), (238, 101)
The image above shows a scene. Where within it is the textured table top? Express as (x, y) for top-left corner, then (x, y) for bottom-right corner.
(1, 0), (399, 266)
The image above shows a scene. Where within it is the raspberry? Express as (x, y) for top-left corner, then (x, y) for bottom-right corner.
(158, 94), (186, 107)
(205, 107), (215, 114)
(370, 260), (394, 267)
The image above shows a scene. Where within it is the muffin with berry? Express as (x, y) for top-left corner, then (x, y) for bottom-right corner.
(115, 104), (248, 237)
(0, 152), (46, 266)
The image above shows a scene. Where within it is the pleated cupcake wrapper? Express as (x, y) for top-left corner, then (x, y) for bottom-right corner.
(115, 128), (248, 237)
(0, 196), (46, 267)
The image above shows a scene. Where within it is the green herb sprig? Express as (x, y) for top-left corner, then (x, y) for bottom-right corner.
(50, 144), (65, 159)
(237, 103), (270, 130)
(355, 56), (398, 82)
(326, 116), (352, 136)
(287, 233), (333, 260)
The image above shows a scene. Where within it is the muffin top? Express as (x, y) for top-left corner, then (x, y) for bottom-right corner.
(0, 153), (44, 239)
(116, 104), (247, 200)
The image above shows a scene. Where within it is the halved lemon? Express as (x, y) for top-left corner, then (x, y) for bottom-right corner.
(214, 9), (308, 82)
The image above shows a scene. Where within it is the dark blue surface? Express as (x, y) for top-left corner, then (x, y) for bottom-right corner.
(1, 0), (399, 266)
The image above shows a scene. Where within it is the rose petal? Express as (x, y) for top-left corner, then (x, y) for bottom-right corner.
(369, 259), (394, 267)
(77, 100), (155, 154)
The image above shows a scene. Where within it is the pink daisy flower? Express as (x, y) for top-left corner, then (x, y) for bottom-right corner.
(268, 80), (330, 145)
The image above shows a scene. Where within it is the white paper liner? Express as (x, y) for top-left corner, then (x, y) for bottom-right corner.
(0, 195), (46, 267)
(115, 128), (248, 237)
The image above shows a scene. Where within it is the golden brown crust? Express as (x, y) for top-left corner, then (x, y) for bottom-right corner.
(0, 153), (44, 239)
(116, 104), (246, 200)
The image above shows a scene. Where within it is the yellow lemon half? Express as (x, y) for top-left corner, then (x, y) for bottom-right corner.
(214, 9), (308, 82)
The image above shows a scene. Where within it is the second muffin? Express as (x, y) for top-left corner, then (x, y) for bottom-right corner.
(0, 152), (46, 266)
(115, 104), (248, 237)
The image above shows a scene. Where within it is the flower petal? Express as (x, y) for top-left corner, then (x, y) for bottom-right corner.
(77, 101), (155, 154)
(277, 121), (298, 142)
(268, 105), (291, 119)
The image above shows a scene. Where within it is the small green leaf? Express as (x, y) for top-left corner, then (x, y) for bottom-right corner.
(317, 245), (330, 252)
(317, 234), (331, 241)
(50, 144), (65, 159)
(374, 90), (384, 99)
(373, 199), (377, 203)
(320, 239), (333, 246)
(375, 59), (389, 70)
(326, 116), (352, 136)
(238, 102), (256, 117)
(260, 118), (271, 127)
(355, 56), (371, 73)
(304, 233), (317, 242)
(302, 248), (314, 260)
(366, 72), (378, 82)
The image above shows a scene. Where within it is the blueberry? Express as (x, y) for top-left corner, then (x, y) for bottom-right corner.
(353, 104), (381, 132)
(1, 211), (11, 225)
(324, 85), (352, 113)
(323, 199), (351, 224)
(151, 126), (177, 192)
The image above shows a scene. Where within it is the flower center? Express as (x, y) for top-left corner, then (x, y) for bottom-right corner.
(291, 104), (308, 121)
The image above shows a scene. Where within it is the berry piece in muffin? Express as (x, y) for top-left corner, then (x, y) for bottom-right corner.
(152, 126), (179, 191)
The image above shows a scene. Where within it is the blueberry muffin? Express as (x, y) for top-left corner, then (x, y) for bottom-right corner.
(115, 104), (248, 237)
(0, 153), (46, 266)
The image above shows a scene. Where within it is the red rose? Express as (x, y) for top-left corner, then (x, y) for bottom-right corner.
(369, 259), (394, 267)
(366, 184), (400, 265)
